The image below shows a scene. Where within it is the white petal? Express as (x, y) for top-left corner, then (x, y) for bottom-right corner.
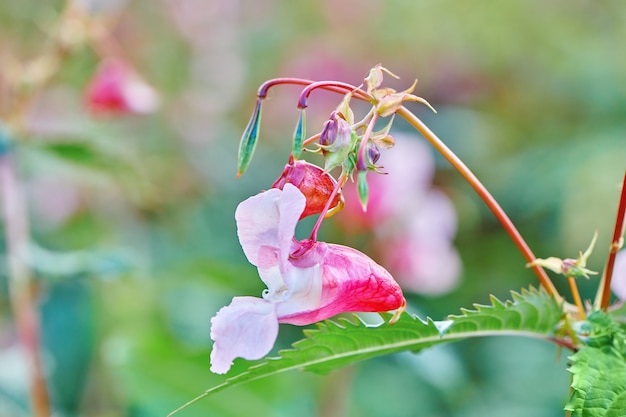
(210, 296), (278, 374)
(275, 263), (323, 317)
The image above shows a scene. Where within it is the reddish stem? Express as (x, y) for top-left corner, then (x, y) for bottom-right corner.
(597, 170), (626, 310)
(356, 113), (379, 171)
(0, 153), (51, 417)
(568, 276), (586, 320)
(297, 81), (370, 109)
(257, 78), (370, 104)
(310, 174), (348, 242)
(250, 77), (559, 299)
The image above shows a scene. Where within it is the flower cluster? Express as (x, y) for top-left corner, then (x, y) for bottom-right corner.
(210, 65), (443, 374)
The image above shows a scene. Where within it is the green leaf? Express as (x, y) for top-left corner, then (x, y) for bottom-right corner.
(565, 346), (626, 416)
(169, 287), (562, 415)
(34, 141), (118, 170)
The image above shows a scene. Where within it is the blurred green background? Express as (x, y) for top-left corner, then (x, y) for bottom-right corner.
(1, 1), (625, 416)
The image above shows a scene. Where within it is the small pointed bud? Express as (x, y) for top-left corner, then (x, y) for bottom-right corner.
(526, 233), (600, 279)
(374, 133), (395, 149)
(370, 115), (396, 149)
(336, 92), (355, 124)
(527, 257), (567, 275)
(357, 170), (369, 212)
(272, 160), (343, 219)
(237, 98), (263, 177)
(319, 115), (338, 148)
(364, 64), (399, 95)
(292, 109), (306, 159)
(374, 80), (436, 117)
(367, 142), (381, 166)
(319, 112), (354, 172)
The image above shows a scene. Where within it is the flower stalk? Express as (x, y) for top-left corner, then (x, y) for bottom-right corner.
(0, 143), (51, 417)
(395, 106), (561, 300)
(595, 170), (626, 310)
(240, 72), (560, 300)
(568, 276), (586, 320)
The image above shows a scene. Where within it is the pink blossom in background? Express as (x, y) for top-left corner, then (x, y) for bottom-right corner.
(610, 250), (626, 300)
(210, 184), (404, 374)
(336, 134), (461, 295)
(85, 58), (160, 115)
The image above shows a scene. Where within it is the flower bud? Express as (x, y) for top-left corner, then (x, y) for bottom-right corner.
(319, 112), (353, 172)
(367, 142), (381, 165)
(272, 160), (343, 219)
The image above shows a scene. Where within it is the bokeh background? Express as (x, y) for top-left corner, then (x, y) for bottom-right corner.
(1, 1), (625, 416)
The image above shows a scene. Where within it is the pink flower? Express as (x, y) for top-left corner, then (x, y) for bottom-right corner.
(610, 249), (626, 300)
(85, 58), (159, 115)
(271, 159), (343, 219)
(210, 183), (404, 374)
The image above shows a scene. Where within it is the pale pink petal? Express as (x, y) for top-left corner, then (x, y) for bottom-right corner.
(610, 250), (626, 300)
(210, 296), (278, 374)
(280, 241), (404, 325)
(235, 184), (305, 271)
(409, 189), (457, 241)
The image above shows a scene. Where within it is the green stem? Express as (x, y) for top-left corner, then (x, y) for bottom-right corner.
(0, 151), (51, 417)
(396, 106), (560, 300)
(595, 170), (626, 310)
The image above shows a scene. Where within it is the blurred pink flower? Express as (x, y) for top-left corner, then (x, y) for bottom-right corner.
(610, 249), (626, 300)
(85, 58), (159, 115)
(337, 135), (461, 295)
(210, 183), (404, 374)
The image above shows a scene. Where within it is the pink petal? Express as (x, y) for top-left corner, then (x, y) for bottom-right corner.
(385, 236), (461, 295)
(210, 296), (279, 374)
(85, 58), (159, 115)
(610, 250), (626, 300)
(409, 189), (457, 241)
(279, 241), (404, 325)
(235, 184), (305, 273)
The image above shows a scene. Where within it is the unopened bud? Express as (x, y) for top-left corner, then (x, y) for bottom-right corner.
(272, 160), (343, 219)
(319, 112), (353, 172)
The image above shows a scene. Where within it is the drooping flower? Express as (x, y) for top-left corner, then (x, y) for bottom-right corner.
(271, 160), (343, 219)
(210, 183), (404, 374)
(85, 58), (160, 115)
